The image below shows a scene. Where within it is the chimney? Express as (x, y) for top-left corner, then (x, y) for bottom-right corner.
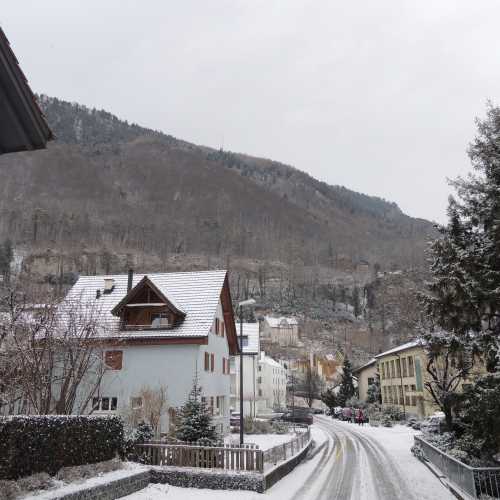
(127, 269), (134, 292)
(103, 278), (115, 294)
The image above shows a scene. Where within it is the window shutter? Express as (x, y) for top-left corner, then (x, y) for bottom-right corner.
(205, 352), (210, 371)
(211, 353), (214, 372)
(222, 357), (226, 374)
(105, 351), (123, 370)
(215, 318), (220, 335)
(221, 322), (225, 337)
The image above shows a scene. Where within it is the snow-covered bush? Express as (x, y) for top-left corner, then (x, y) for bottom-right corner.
(16, 472), (52, 492)
(271, 420), (290, 434)
(0, 480), (20, 499)
(243, 417), (272, 434)
(56, 458), (123, 483)
(0, 415), (124, 480)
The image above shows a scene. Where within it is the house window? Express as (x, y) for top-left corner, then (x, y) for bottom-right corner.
(92, 397), (117, 412)
(381, 364), (385, 380)
(211, 353), (215, 372)
(204, 352), (210, 371)
(131, 397), (143, 409)
(408, 357), (415, 377)
(151, 312), (170, 328)
(402, 358), (408, 377)
(390, 360), (395, 378)
(396, 359), (401, 378)
(105, 350), (123, 370)
(258, 389), (262, 397)
(411, 395), (417, 406)
(367, 377), (374, 386)
(411, 384), (416, 392)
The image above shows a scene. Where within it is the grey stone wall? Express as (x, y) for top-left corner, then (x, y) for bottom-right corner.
(54, 471), (151, 500)
(151, 467), (265, 493)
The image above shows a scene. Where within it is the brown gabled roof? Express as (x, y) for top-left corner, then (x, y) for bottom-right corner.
(0, 27), (54, 154)
(111, 275), (186, 318)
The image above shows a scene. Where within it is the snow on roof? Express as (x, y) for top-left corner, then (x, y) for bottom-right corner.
(264, 316), (298, 328)
(236, 322), (259, 354)
(63, 270), (228, 339)
(260, 353), (283, 369)
(353, 358), (377, 374)
(375, 340), (422, 359)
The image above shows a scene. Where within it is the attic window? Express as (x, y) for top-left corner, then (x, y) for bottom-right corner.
(151, 312), (170, 328)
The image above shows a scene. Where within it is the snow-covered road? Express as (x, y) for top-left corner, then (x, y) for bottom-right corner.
(123, 417), (455, 499)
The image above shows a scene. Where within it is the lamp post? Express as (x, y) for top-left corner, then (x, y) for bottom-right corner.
(238, 298), (256, 445)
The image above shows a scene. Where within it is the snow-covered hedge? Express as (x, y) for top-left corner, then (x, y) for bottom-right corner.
(0, 415), (124, 480)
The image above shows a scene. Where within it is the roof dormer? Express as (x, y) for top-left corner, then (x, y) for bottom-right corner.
(111, 275), (185, 331)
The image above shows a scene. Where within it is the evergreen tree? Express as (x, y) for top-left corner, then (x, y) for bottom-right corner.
(0, 239), (13, 284)
(337, 357), (356, 406)
(175, 377), (217, 443)
(321, 387), (337, 413)
(366, 373), (381, 404)
(352, 285), (361, 318)
(420, 104), (500, 372)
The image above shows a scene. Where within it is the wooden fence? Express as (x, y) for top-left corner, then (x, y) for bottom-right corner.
(135, 427), (311, 474)
(135, 442), (264, 472)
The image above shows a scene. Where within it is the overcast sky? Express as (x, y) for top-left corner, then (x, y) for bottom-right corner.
(3, 1), (500, 223)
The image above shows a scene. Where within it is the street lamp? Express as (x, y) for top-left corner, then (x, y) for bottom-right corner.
(238, 298), (256, 445)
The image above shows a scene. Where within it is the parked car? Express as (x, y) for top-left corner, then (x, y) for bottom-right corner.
(230, 412), (241, 427)
(421, 413), (445, 434)
(333, 407), (344, 419)
(278, 408), (313, 425)
(312, 408), (325, 415)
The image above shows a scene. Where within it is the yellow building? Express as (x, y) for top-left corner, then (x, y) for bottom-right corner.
(376, 340), (486, 419)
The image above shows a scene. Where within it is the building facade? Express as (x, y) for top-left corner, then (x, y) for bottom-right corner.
(257, 353), (287, 412)
(353, 359), (377, 403)
(64, 270), (238, 436)
(261, 316), (299, 347)
(230, 323), (262, 417)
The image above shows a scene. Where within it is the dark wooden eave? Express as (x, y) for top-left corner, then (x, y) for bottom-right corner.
(221, 273), (240, 355)
(0, 27), (54, 155)
(110, 275), (186, 318)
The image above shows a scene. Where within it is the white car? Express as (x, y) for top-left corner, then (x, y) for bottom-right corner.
(420, 412), (445, 434)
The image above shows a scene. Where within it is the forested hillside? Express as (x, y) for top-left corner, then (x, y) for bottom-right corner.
(0, 96), (435, 358)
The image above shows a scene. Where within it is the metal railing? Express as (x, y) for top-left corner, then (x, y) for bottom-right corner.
(414, 436), (500, 498)
(263, 426), (311, 468)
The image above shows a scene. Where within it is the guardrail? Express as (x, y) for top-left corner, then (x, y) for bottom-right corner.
(263, 427), (311, 467)
(414, 435), (500, 498)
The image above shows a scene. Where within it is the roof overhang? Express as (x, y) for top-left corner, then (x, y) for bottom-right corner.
(0, 27), (54, 154)
(111, 275), (186, 318)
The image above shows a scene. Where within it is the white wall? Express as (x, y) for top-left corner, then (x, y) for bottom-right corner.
(92, 299), (231, 436)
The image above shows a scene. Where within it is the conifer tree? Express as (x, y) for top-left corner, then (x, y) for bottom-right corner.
(421, 104), (500, 372)
(175, 377), (217, 443)
(337, 357), (356, 406)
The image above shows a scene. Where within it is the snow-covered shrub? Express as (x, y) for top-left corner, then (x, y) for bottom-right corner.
(243, 417), (272, 434)
(271, 420), (289, 434)
(411, 442), (425, 461)
(382, 405), (404, 421)
(0, 415), (124, 480)
(56, 458), (123, 483)
(16, 472), (52, 492)
(0, 480), (20, 499)
(381, 415), (393, 427)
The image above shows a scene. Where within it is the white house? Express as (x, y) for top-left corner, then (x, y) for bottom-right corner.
(64, 269), (239, 436)
(257, 353), (287, 412)
(230, 323), (261, 417)
(261, 316), (299, 346)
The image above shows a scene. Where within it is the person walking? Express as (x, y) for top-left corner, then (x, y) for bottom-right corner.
(356, 408), (364, 426)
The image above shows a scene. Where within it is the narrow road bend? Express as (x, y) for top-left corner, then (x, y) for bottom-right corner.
(290, 416), (418, 500)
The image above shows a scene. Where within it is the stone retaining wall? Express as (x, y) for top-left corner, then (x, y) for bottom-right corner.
(264, 440), (312, 490)
(151, 467), (265, 493)
(54, 471), (151, 500)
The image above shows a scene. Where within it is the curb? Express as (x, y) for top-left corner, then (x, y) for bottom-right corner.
(307, 439), (328, 461)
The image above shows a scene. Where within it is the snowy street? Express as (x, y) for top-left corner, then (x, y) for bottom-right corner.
(123, 417), (455, 500)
